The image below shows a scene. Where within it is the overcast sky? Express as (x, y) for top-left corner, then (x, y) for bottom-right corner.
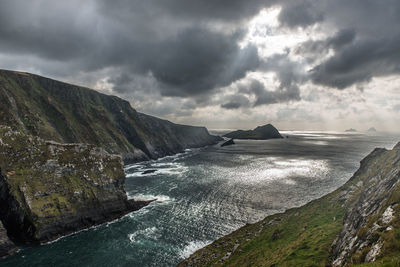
(1, 0), (399, 131)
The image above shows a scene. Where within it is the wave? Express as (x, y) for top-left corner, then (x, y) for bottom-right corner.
(125, 162), (188, 178)
(127, 193), (175, 203)
(178, 240), (212, 259)
(128, 227), (159, 243)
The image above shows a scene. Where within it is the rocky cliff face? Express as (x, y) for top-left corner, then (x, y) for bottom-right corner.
(0, 69), (221, 164)
(0, 221), (17, 258)
(331, 143), (400, 266)
(180, 143), (400, 266)
(0, 126), (150, 244)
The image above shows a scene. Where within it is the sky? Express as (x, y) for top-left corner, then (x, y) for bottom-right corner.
(0, 0), (399, 132)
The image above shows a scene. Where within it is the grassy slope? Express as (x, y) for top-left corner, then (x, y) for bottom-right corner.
(0, 69), (220, 162)
(0, 70), (145, 154)
(180, 146), (400, 266)
(180, 190), (345, 266)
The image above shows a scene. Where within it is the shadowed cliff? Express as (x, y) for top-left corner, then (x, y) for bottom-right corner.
(0, 69), (221, 163)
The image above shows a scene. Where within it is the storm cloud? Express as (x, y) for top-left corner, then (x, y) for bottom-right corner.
(0, 0), (399, 130)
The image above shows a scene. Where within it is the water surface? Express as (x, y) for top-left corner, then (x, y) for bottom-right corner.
(2, 131), (398, 266)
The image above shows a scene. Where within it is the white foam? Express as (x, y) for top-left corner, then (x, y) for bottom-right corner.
(126, 162), (188, 178)
(128, 227), (159, 243)
(179, 240), (212, 259)
(128, 193), (175, 203)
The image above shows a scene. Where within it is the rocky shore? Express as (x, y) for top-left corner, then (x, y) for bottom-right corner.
(0, 126), (152, 257)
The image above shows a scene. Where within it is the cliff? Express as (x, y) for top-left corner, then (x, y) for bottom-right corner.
(224, 124), (283, 140)
(0, 69), (221, 163)
(0, 221), (17, 258)
(0, 126), (150, 245)
(180, 143), (400, 266)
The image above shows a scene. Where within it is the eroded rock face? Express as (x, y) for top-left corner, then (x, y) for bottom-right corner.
(331, 144), (400, 266)
(0, 221), (17, 258)
(0, 69), (221, 164)
(0, 126), (150, 244)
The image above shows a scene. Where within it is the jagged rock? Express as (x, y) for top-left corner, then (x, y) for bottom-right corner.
(0, 221), (17, 258)
(224, 124), (283, 140)
(0, 126), (151, 244)
(330, 144), (400, 266)
(220, 139), (235, 147)
(142, 169), (157, 174)
(0, 69), (222, 164)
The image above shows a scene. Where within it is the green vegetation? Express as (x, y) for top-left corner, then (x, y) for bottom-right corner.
(180, 144), (400, 266)
(0, 69), (220, 163)
(179, 189), (346, 266)
(0, 126), (127, 241)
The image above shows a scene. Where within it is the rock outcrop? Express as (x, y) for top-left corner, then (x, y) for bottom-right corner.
(180, 143), (400, 266)
(224, 124), (283, 140)
(0, 126), (151, 244)
(0, 69), (221, 164)
(0, 221), (17, 258)
(220, 138), (235, 147)
(331, 143), (400, 266)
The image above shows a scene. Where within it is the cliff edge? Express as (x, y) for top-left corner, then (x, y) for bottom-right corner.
(0, 126), (150, 246)
(180, 142), (400, 266)
(0, 69), (221, 164)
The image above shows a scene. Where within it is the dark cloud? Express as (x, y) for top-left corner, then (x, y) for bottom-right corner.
(249, 79), (300, 106)
(0, 0), (263, 98)
(311, 35), (400, 89)
(294, 29), (356, 66)
(0, 0), (400, 118)
(99, 0), (274, 23)
(221, 95), (251, 109)
(278, 0), (324, 28)
(107, 28), (260, 97)
(284, 0), (400, 90)
(142, 28), (260, 97)
(253, 54), (304, 105)
(328, 29), (356, 49)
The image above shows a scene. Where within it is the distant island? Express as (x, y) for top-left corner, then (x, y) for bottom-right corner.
(220, 138), (235, 147)
(345, 128), (357, 132)
(224, 124), (283, 140)
(368, 127), (377, 132)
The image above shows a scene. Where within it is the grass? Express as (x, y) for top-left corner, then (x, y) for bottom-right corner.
(180, 145), (400, 266)
(180, 191), (345, 267)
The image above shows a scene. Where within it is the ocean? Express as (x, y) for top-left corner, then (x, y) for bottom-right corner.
(1, 131), (398, 267)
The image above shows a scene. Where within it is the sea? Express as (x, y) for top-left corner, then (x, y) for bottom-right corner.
(1, 131), (399, 267)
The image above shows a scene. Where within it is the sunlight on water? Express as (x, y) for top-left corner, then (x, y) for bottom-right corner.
(2, 132), (398, 267)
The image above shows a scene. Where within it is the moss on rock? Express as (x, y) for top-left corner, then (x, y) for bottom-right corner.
(0, 126), (149, 244)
